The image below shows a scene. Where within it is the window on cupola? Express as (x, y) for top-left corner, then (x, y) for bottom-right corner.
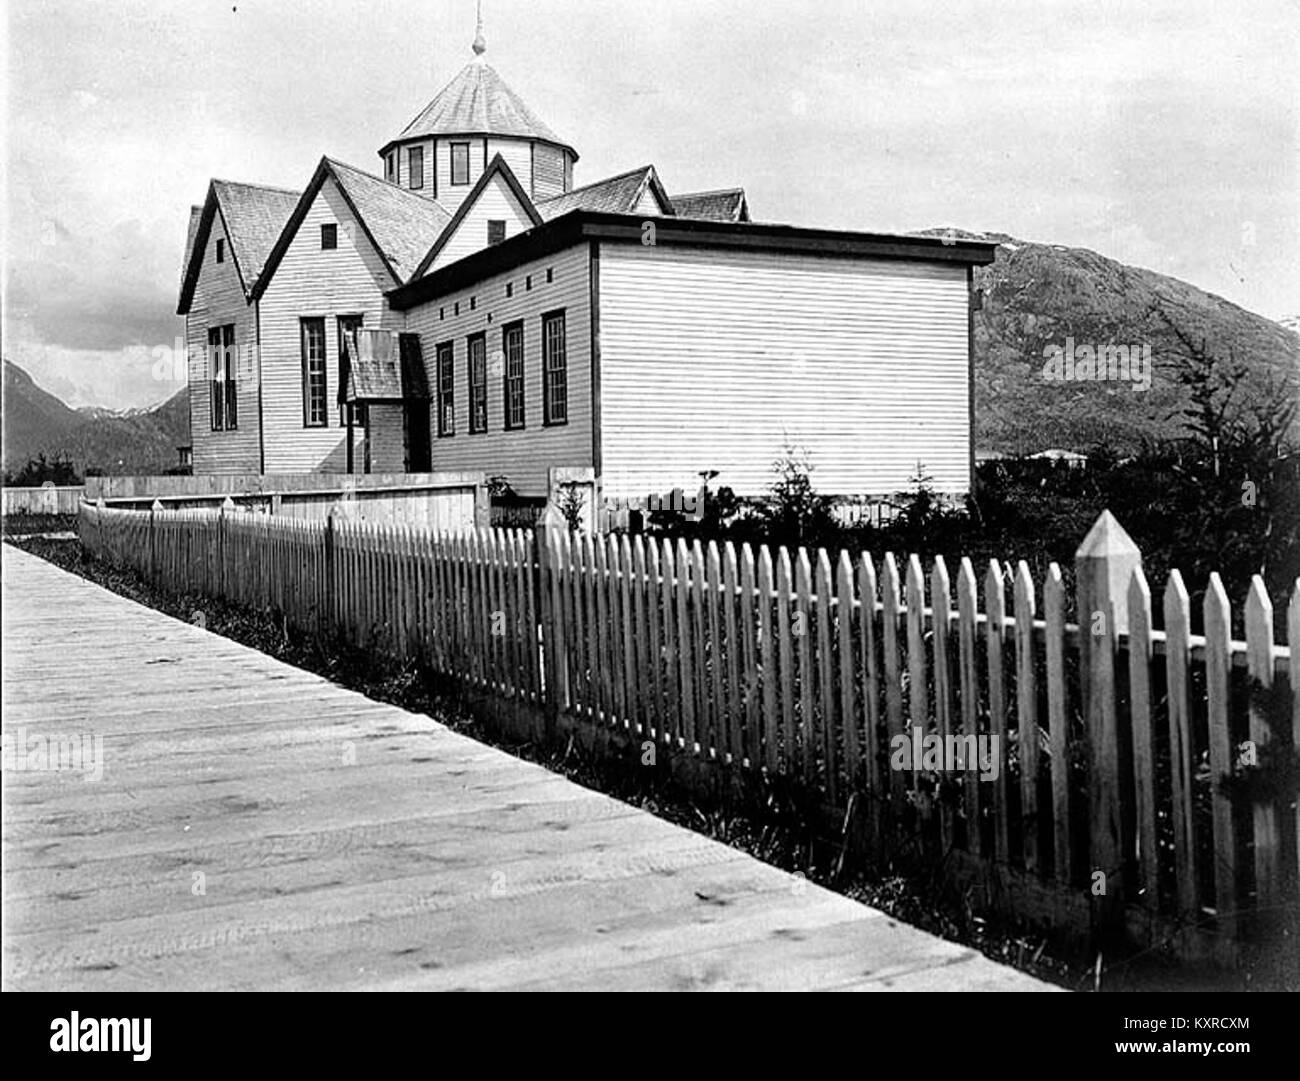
(451, 142), (470, 186)
(408, 146), (424, 190)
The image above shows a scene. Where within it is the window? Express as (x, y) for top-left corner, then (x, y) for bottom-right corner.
(506, 282), (513, 298)
(487, 219), (506, 246)
(546, 267), (554, 283)
(215, 238), (225, 264)
(321, 223), (338, 250)
(503, 322), (525, 430)
(436, 341), (455, 437)
(301, 318), (327, 427)
(542, 310), (567, 426)
(385, 152), (396, 183)
(525, 275), (532, 291)
(450, 142), (470, 185)
(467, 333), (487, 434)
(208, 324), (236, 430)
(408, 145), (424, 190)
(337, 314), (363, 427)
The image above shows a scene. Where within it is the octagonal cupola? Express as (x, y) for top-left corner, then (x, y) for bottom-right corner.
(378, 5), (578, 211)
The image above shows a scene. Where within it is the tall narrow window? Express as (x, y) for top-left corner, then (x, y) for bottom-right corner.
(215, 238), (225, 264)
(436, 341), (455, 437)
(222, 324), (237, 429)
(503, 321), (524, 430)
(408, 145), (424, 190)
(467, 333), (487, 434)
(301, 318), (327, 427)
(337, 314), (363, 427)
(321, 223), (338, 250)
(487, 219), (506, 246)
(208, 324), (236, 431)
(450, 142), (470, 186)
(542, 310), (568, 426)
(209, 327), (224, 431)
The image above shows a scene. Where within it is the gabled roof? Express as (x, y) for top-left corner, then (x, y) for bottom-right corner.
(385, 60), (577, 159)
(535, 165), (675, 221)
(179, 204), (203, 297)
(411, 153), (542, 278)
(177, 180), (300, 314)
(672, 188), (750, 223)
(250, 157), (452, 300)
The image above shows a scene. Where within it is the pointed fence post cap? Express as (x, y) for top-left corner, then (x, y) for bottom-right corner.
(1075, 510), (1142, 637)
(221, 496), (236, 512)
(538, 501), (567, 533)
(151, 499), (164, 512)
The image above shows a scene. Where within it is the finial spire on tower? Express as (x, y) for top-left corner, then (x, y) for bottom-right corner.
(472, 0), (486, 57)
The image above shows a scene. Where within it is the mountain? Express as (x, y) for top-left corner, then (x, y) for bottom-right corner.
(2, 360), (190, 477)
(919, 230), (1300, 457)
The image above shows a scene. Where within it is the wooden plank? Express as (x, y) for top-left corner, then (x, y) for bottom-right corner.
(881, 554), (904, 807)
(690, 540), (708, 755)
(723, 543), (743, 766)
(603, 535), (623, 728)
(1044, 563), (1068, 883)
(1127, 567), (1158, 910)
(1163, 571), (1199, 919)
(661, 539), (681, 748)
(837, 551), (859, 792)
(756, 546), (777, 773)
(676, 539), (696, 753)
(984, 560), (1009, 862)
(1243, 577), (1278, 914)
(776, 549), (796, 781)
(619, 535), (638, 737)
(931, 557), (954, 852)
(1291, 583), (1300, 881)
(1014, 561), (1039, 875)
(707, 542), (726, 762)
(645, 538), (664, 742)
(905, 555), (927, 811)
(815, 549), (837, 805)
(859, 554), (882, 850)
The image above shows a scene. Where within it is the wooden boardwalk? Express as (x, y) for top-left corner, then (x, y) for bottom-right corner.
(1, 547), (1053, 991)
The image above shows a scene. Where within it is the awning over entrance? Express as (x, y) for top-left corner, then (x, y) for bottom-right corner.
(343, 329), (429, 403)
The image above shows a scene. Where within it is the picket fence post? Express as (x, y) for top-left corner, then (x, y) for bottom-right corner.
(1076, 510), (1141, 942)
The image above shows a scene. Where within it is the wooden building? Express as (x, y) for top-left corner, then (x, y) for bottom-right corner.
(177, 11), (996, 501)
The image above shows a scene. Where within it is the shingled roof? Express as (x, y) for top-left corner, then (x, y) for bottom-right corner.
(536, 165), (674, 221)
(250, 157), (452, 299)
(388, 61), (576, 158)
(177, 180), (301, 314)
(672, 188), (750, 223)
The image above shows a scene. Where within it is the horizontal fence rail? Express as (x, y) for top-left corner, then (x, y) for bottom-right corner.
(77, 499), (1298, 960)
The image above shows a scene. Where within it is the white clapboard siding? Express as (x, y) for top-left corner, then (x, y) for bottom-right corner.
(437, 137), (490, 213)
(367, 403), (408, 472)
(187, 211), (261, 474)
(258, 177), (405, 473)
(532, 142), (569, 200)
(425, 171), (538, 274)
(403, 243), (593, 495)
(597, 245), (972, 497)
(488, 138), (534, 194)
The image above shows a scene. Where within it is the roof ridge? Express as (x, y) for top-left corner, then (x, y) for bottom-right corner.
(537, 164), (654, 202)
(674, 186), (745, 198)
(211, 177), (302, 197)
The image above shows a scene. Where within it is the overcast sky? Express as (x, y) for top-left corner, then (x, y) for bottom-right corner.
(3, 0), (1297, 409)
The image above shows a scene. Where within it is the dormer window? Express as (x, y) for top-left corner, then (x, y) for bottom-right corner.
(385, 152), (396, 183)
(408, 146), (424, 190)
(450, 142), (470, 186)
(487, 219), (506, 246)
(215, 238), (225, 264)
(321, 223), (338, 250)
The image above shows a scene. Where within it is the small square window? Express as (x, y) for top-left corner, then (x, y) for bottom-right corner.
(321, 223), (338, 250)
(215, 238), (225, 263)
(487, 219), (506, 245)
